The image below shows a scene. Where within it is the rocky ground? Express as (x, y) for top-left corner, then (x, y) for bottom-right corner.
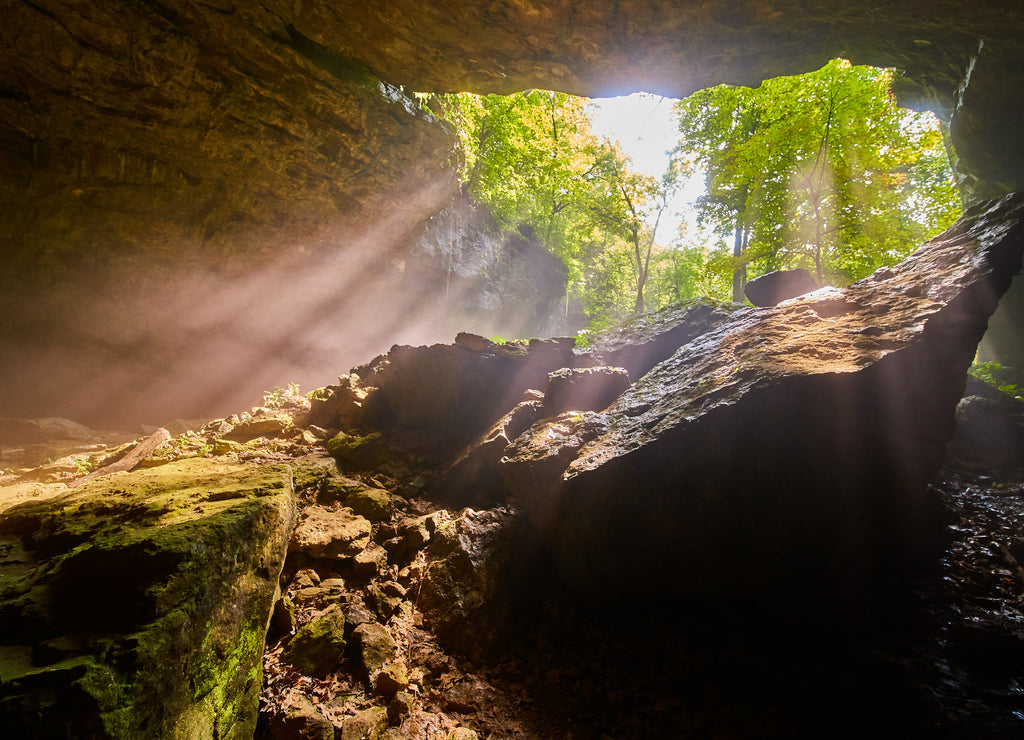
(2, 381), (1023, 739)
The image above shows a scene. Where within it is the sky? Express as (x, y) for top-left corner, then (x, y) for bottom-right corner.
(587, 92), (705, 245)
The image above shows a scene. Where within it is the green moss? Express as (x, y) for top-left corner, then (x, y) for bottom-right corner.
(326, 433), (389, 470)
(0, 458), (296, 738)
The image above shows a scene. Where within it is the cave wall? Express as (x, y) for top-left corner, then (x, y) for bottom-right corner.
(2, 0), (1023, 426)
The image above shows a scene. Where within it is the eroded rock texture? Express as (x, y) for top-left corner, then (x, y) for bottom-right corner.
(501, 194), (1024, 602)
(0, 459), (295, 738)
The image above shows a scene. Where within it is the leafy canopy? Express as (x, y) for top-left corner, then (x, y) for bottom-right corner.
(426, 60), (962, 328)
(673, 59), (961, 297)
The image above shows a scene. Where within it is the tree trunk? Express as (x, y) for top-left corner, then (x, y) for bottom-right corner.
(732, 221), (747, 303)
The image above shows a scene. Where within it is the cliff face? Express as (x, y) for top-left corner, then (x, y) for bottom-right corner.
(1, 0), (1023, 425)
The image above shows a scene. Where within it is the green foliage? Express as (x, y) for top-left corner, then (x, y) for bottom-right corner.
(672, 59), (962, 297)
(969, 361), (1024, 401)
(429, 60), (961, 325)
(430, 90), (663, 327)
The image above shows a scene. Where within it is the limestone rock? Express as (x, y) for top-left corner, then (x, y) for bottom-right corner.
(418, 507), (539, 659)
(327, 433), (390, 472)
(223, 413), (293, 442)
(267, 695), (334, 740)
(406, 194), (571, 338)
(345, 487), (395, 522)
(352, 336), (575, 460)
(353, 542), (390, 581)
(947, 380), (1024, 473)
(387, 690), (415, 723)
(0, 458), (295, 738)
(281, 604), (348, 678)
(744, 268), (820, 306)
(572, 299), (738, 381)
(431, 400), (544, 507)
(289, 506), (372, 559)
(352, 622), (398, 677)
(338, 707), (388, 740)
(543, 366), (631, 415)
(501, 195), (1024, 602)
(307, 379), (375, 432)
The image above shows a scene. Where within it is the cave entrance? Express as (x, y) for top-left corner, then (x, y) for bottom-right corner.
(422, 58), (960, 335)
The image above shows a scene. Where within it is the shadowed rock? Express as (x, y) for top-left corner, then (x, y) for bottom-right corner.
(501, 194), (1024, 602)
(572, 299), (738, 381)
(744, 268), (819, 306)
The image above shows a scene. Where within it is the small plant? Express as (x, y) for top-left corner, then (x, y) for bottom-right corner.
(306, 387), (334, 402)
(73, 458), (95, 473)
(969, 360), (1024, 402)
(263, 383), (302, 409)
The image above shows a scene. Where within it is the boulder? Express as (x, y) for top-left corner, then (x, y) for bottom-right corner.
(946, 379), (1024, 472)
(431, 400), (544, 507)
(344, 487), (395, 523)
(744, 268), (820, 306)
(266, 695), (334, 740)
(417, 507), (543, 659)
(289, 506), (372, 559)
(501, 194), (1024, 602)
(351, 622), (397, 677)
(0, 458), (296, 738)
(327, 433), (390, 471)
(350, 336), (575, 460)
(223, 412), (293, 442)
(338, 707), (388, 740)
(572, 299), (738, 381)
(281, 604), (348, 678)
(543, 366), (631, 415)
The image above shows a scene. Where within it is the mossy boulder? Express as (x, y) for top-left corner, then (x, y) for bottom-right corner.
(344, 487), (394, 522)
(0, 458), (296, 738)
(280, 604), (347, 677)
(327, 433), (390, 471)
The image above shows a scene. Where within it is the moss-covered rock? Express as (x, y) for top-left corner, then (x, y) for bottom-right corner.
(280, 604), (347, 677)
(327, 433), (390, 471)
(344, 487), (394, 522)
(0, 457), (296, 738)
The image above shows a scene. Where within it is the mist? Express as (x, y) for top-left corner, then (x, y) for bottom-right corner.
(0, 184), (566, 431)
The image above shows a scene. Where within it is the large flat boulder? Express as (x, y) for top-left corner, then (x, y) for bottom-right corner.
(501, 194), (1024, 602)
(0, 458), (296, 738)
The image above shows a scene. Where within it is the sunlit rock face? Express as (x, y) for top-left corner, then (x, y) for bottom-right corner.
(2, 0), (1024, 425)
(501, 195), (1024, 602)
(405, 195), (572, 340)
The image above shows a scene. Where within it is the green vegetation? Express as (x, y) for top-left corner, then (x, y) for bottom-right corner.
(675, 59), (961, 300)
(969, 361), (1024, 401)
(429, 59), (961, 328)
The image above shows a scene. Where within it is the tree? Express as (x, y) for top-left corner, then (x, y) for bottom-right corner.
(673, 59), (961, 297)
(430, 90), (666, 324)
